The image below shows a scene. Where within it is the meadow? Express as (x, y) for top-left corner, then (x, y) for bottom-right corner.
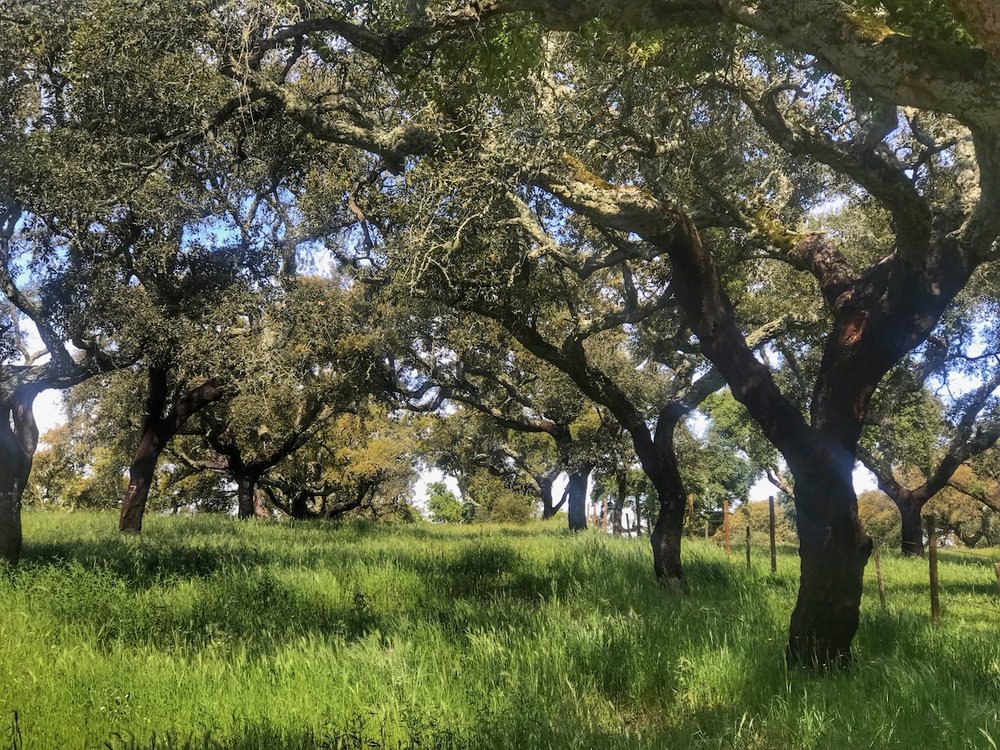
(1, 512), (998, 749)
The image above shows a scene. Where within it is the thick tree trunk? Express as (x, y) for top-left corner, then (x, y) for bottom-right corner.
(650, 471), (687, 586)
(0, 450), (27, 564)
(899, 498), (925, 557)
(119, 367), (169, 534)
(786, 455), (872, 668)
(119, 426), (165, 534)
(236, 472), (259, 520)
(0, 394), (39, 565)
(566, 465), (590, 530)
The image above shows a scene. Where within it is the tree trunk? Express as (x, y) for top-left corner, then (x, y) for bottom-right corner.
(785, 456), (872, 668)
(291, 491), (313, 520)
(119, 368), (225, 534)
(236, 472), (259, 519)
(119, 367), (169, 534)
(566, 465), (590, 530)
(540, 476), (556, 519)
(649, 463), (687, 586)
(0, 394), (39, 565)
(118, 426), (166, 533)
(898, 497), (925, 556)
(613, 468), (626, 537)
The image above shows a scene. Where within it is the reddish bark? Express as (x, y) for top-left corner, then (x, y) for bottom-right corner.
(119, 367), (225, 534)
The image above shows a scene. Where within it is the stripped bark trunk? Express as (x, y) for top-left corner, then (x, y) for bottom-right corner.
(119, 368), (224, 533)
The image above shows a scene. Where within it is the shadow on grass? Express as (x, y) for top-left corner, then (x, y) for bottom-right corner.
(12, 522), (785, 664)
(20, 539), (268, 587)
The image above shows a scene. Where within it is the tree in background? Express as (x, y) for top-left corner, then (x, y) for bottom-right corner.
(426, 481), (466, 524)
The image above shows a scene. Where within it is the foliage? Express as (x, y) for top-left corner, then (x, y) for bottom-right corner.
(425, 481), (465, 524)
(723, 500), (798, 546)
(27, 424), (125, 510)
(858, 491), (903, 548)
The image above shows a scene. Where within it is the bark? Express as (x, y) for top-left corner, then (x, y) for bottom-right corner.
(0, 393), (38, 565)
(949, 0), (1000, 61)
(638, 410), (688, 586)
(785, 454), (871, 668)
(540, 476), (557, 519)
(235, 470), (260, 520)
(898, 497), (925, 557)
(290, 491), (313, 520)
(566, 465), (590, 530)
(613, 468), (626, 537)
(119, 368), (225, 534)
(118, 425), (165, 534)
(485, 125), (991, 663)
(649, 471), (686, 585)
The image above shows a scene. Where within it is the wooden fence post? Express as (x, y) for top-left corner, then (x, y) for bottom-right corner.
(745, 520), (752, 570)
(768, 495), (777, 575)
(994, 562), (1000, 596)
(926, 514), (940, 628)
(723, 499), (731, 558)
(874, 541), (887, 611)
(687, 494), (695, 539)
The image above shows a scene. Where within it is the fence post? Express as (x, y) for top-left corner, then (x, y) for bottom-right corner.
(723, 499), (731, 558)
(745, 520), (752, 570)
(687, 494), (695, 539)
(768, 495), (777, 575)
(994, 562), (1000, 596)
(926, 514), (940, 628)
(874, 541), (887, 611)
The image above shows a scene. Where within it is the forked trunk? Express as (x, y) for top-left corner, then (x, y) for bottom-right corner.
(566, 465), (590, 530)
(786, 459), (872, 668)
(119, 369), (224, 534)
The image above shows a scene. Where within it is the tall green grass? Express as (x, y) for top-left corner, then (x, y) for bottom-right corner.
(1, 511), (998, 749)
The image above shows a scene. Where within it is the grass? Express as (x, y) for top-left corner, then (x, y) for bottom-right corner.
(0, 511), (998, 749)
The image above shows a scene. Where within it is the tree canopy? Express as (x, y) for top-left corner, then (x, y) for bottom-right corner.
(3, 0), (1000, 670)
